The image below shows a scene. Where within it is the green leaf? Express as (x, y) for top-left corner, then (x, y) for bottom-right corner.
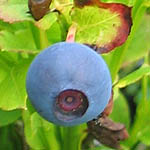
(71, 6), (120, 46)
(88, 145), (114, 150)
(35, 12), (58, 30)
(101, 0), (132, 6)
(46, 21), (62, 44)
(26, 98), (36, 114)
(0, 1), (33, 23)
(124, 14), (150, 63)
(0, 52), (33, 110)
(23, 109), (60, 150)
(0, 109), (21, 127)
(110, 91), (130, 129)
(115, 65), (150, 88)
(124, 100), (150, 147)
(0, 29), (39, 53)
(0, 20), (24, 31)
(144, 1), (150, 7)
(0, 125), (22, 150)
(138, 127), (150, 145)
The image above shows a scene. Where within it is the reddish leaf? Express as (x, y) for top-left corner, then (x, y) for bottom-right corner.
(0, 3), (32, 23)
(101, 90), (114, 117)
(74, 0), (132, 53)
(86, 116), (129, 149)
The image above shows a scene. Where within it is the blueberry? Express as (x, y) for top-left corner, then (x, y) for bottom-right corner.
(26, 42), (112, 126)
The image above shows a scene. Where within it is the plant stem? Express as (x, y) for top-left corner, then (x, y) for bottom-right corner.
(142, 51), (150, 101)
(62, 125), (86, 150)
(62, 126), (80, 150)
(142, 76), (148, 101)
(29, 22), (41, 50)
(29, 22), (49, 50)
(39, 29), (49, 49)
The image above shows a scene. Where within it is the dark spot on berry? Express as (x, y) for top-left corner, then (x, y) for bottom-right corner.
(54, 89), (89, 121)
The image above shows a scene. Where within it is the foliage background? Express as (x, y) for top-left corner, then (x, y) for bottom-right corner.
(0, 0), (150, 150)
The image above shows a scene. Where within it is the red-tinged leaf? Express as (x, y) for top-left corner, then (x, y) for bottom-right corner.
(66, 24), (77, 42)
(72, 0), (132, 53)
(0, 2), (32, 23)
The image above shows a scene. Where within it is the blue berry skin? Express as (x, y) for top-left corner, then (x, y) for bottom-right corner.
(26, 42), (112, 126)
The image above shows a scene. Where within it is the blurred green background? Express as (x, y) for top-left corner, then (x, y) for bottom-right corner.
(0, 0), (150, 150)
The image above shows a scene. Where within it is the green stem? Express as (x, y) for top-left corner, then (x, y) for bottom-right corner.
(29, 22), (41, 50)
(29, 22), (49, 50)
(142, 76), (148, 101)
(54, 126), (63, 149)
(40, 124), (61, 150)
(62, 126), (82, 150)
(142, 51), (150, 101)
(39, 29), (49, 49)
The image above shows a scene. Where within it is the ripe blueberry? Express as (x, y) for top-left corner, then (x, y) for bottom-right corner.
(26, 42), (112, 126)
